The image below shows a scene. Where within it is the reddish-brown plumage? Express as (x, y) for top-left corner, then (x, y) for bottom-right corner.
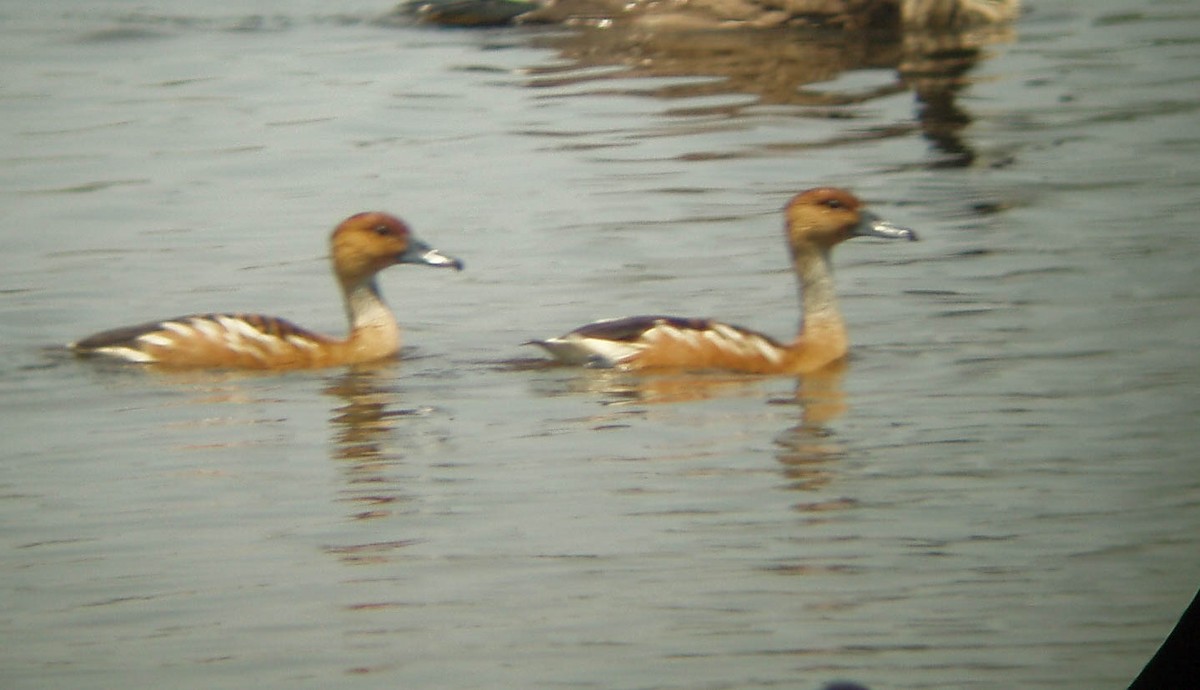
(70, 212), (462, 370)
(530, 187), (917, 374)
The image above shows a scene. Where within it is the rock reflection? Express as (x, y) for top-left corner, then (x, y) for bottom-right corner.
(524, 19), (1014, 165)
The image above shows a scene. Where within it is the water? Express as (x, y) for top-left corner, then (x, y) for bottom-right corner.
(3, 1), (1200, 688)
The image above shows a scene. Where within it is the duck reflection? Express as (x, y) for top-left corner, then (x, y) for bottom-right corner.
(899, 22), (1016, 166)
(523, 363), (774, 404)
(521, 15), (1014, 165)
(530, 361), (852, 522)
(325, 362), (405, 462)
(528, 358), (847, 481)
(322, 361), (429, 523)
(773, 364), (848, 493)
(526, 26), (906, 109)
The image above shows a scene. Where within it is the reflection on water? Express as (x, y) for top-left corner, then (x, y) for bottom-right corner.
(323, 362), (439, 525)
(8, 2), (1200, 688)
(900, 24), (1016, 166)
(526, 20), (1014, 165)
(532, 367), (773, 404)
(325, 362), (409, 463)
(524, 359), (851, 495)
(527, 26), (906, 107)
(774, 364), (848, 493)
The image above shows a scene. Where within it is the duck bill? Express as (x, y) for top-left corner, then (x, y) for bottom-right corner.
(853, 211), (918, 241)
(400, 239), (465, 270)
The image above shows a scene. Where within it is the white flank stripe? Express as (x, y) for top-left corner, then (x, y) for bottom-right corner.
(535, 335), (643, 367)
(702, 328), (737, 354)
(219, 334), (257, 358)
(286, 335), (319, 350)
(529, 338), (594, 366)
(96, 345), (157, 363)
(217, 316), (288, 353)
(136, 333), (175, 348)
(712, 323), (744, 341)
(189, 318), (223, 341)
(215, 315), (254, 338)
(752, 337), (784, 364)
(651, 324), (702, 349)
(649, 324), (678, 341)
(218, 316), (269, 343)
(577, 337), (642, 366)
(160, 321), (194, 336)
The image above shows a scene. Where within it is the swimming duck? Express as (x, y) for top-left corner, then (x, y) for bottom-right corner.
(403, 0), (1019, 30)
(70, 212), (463, 370)
(529, 187), (916, 374)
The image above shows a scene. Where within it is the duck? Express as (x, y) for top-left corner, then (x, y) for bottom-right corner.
(70, 212), (463, 370)
(402, 0), (1019, 30)
(528, 187), (916, 374)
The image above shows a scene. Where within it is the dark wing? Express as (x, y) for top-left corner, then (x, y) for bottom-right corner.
(72, 318), (180, 352)
(570, 315), (718, 341)
(571, 315), (786, 348)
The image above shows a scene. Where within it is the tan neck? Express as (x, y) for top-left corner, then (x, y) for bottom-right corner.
(339, 277), (401, 364)
(786, 244), (848, 371)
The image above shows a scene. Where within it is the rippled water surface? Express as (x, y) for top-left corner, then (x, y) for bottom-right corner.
(3, 1), (1200, 688)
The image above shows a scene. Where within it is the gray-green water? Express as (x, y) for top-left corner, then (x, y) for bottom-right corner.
(3, 1), (1199, 688)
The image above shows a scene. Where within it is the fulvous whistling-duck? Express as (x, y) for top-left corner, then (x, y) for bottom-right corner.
(70, 212), (463, 369)
(529, 187), (916, 374)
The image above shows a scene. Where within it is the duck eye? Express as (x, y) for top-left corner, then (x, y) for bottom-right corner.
(823, 199), (844, 209)
(373, 225), (392, 236)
